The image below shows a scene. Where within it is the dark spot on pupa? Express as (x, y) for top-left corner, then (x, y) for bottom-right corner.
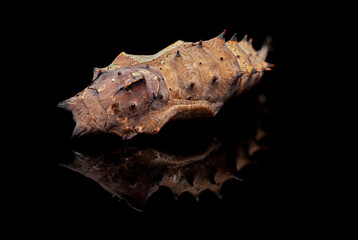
(220, 57), (224, 61)
(111, 103), (120, 115)
(236, 71), (244, 78)
(197, 40), (202, 48)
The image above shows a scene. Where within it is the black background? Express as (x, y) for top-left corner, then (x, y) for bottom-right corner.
(8, 3), (333, 237)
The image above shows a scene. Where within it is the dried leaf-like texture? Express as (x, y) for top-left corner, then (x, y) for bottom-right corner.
(58, 31), (272, 139)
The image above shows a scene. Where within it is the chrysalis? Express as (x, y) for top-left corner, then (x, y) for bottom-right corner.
(58, 31), (273, 139)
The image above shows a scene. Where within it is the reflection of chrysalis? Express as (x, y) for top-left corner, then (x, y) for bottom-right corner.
(63, 123), (269, 211)
(58, 30), (274, 139)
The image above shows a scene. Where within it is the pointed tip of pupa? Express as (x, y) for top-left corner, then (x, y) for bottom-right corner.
(57, 99), (71, 111)
(241, 34), (248, 42)
(57, 96), (77, 112)
(217, 29), (226, 40)
(57, 100), (67, 109)
(267, 63), (275, 68)
(229, 33), (237, 42)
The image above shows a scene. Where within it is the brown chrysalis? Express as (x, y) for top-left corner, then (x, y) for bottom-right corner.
(58, 31), (273, 139)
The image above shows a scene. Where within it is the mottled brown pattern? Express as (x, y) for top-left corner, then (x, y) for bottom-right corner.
(58, 31), (272, 139)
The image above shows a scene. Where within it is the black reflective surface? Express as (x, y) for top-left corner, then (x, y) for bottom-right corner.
(14, 9), (318, 235)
